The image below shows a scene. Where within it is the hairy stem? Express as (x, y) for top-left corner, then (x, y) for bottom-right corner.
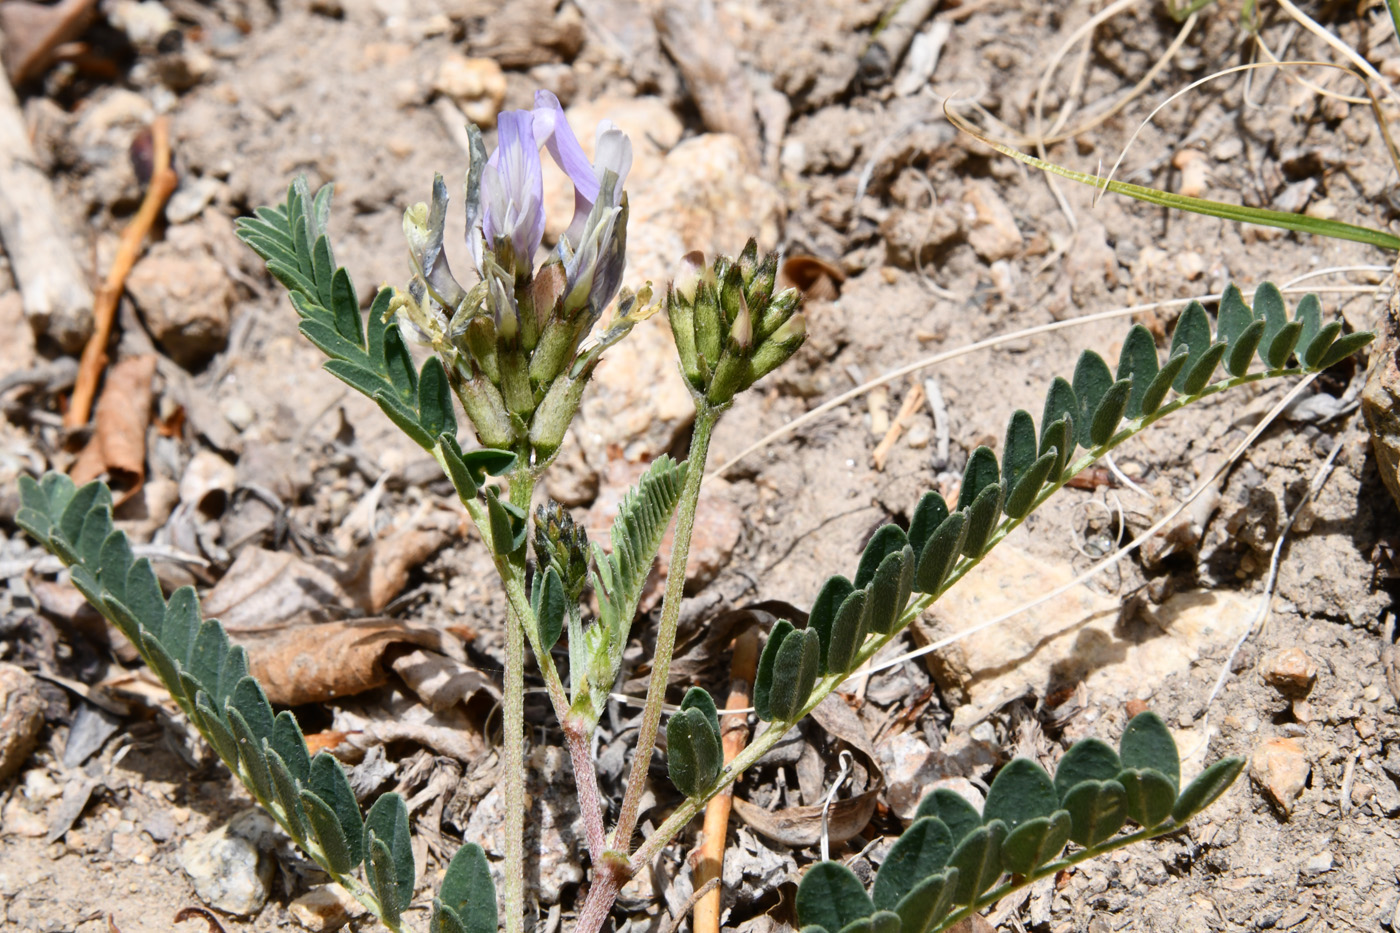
(611, 405), (719, 853)
(566, 720), (610, 861)
(502, 464), (535, 933)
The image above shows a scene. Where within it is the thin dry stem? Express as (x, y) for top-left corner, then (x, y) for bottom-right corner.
(67, 116), (177, 428)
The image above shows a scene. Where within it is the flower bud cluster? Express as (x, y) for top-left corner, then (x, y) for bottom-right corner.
(533, 500), (590, 603)
(392, 91), (655, 461)
(667, 240), (806, 407)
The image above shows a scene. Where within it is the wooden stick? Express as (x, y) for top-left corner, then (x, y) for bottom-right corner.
(872, 380), (926, 471)
(0, 62), (94, 352)
(692, 628), (759, 933)
(65, 115), (177, 428)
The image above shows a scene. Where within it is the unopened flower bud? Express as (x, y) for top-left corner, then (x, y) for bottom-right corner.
(746, 250), (778, 312)
(718, 262), (746, 327)
(756, 287), (801, 343)
(744, 311), (807, 388)
(456, 370), (516, 449)
(727, 289), (752, 352)
(693, 279), (724, 368)
(673, 250), (705, 304)
(529, 368), (588, 458)
(707, 352), (749, 407)
(534, 501), (590, 601)
(738, 238), (760, 287)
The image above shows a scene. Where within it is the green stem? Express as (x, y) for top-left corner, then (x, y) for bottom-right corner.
(610, 405), (720, 853)
(501, 462), (534, 933)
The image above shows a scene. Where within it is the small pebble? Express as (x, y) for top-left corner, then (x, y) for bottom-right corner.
(1261, 647), (1317, 698)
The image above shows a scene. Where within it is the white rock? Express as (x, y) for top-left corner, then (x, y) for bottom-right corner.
(178, 809), (278, 916)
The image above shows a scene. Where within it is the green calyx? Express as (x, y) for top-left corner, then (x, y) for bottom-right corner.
(667, 239), (807, 407)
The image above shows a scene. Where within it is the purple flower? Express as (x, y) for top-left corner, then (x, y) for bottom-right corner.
(479, 110), (545, 268)
(532, 90), (632, 247)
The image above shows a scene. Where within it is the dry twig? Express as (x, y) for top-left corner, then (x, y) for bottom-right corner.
(66, 116), (178, 428)
(691, 629), (759, 933)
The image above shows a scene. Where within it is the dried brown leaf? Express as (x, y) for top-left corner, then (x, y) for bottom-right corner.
(70, 354), (156, 505)
(203, 547), (354, 632)
(239, 618), (461, 706)
(730, 788), (879, 848)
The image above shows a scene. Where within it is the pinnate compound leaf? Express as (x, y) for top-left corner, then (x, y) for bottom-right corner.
(1119, 711), (1179, 792)
(796, 861), (873, 932)
(309, 752), (364, 868)
(956, 447), (1000, 513)
(1072, 350), (1114, 448)
(893, 870), (958, 933)
(947, 820), (1007, 905)
(1054, 738), (1122, 801)
(436, 842), (497, 933)
(872, 817), (955, 910)
(1226, 319), (1266, 377)
(1117, 768), (1176, 828)
(1171, 757), (1244, 822)
(999, 810), (1071, 875)
(915, 788), (983, 847)
(592, 455), (687, 669)
(364, 793), (415, 915)
(1062, 779), (1128, 847)
(1169, 301), (1212, 392)
(983, 758), (1057, 831)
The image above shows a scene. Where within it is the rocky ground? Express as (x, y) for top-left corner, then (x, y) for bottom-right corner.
(2, 0), (1400, 931)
